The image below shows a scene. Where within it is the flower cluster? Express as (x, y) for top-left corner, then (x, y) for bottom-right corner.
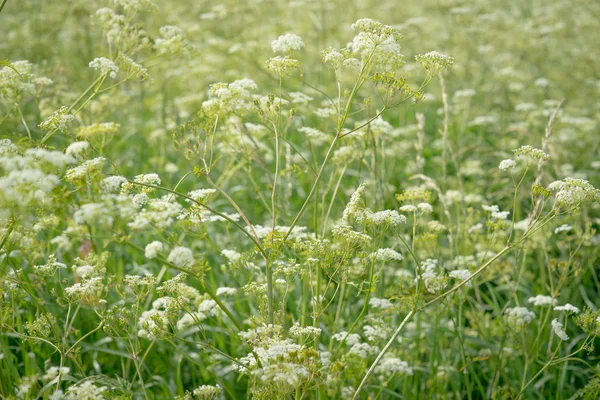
(271, 33), (304, 54)
(89, 57), (120, 78)
(415, 51), (454, 75)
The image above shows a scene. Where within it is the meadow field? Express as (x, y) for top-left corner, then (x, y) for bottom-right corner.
(1, 0), (600, 398)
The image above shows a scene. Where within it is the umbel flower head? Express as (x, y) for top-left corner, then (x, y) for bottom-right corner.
(89, 57), (119, 78)
(513, 145), (549, 163)
(415, 51), (454, 75)
(504, 307), (535, 331)
(39, 106), (74, 132)
(499, 159), (516, 171)
(0, 60), (45, 101)
(271, 33), (304, 54)
(77, 122), (120, 139)
(349, 18), (404, 69)
(155, 25), (191, 55)
(548, 178), (600, 208)
(351, 18), (403, 44)
(265, 56), (300, 76)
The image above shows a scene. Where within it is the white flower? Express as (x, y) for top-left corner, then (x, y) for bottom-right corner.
(77, 122), (120, 138)
(399, 205), (417, 213)
(113, 0), (157, 12)
(369, 297), (393, 309)
(343, 183), (366, 221)
(65, 157), (105, 185)
(129, 197), (182, 229)
(547, 178), (600, 208)
(73, 203), (114, 226)
(131, 193), (149, 208)
(216, 287), (237, 296)
(551, 319), (569, 341)
(123, 173), (161, 193)
(482, 204), (499, 213)
(65, 381), (107, 400)
(155, 25), (190, 55)
(528, 295), (557, 306)
(299, 126), (328, 143)
(332, 332), (361, 346)
(271, 33), (304, 53)
(349, 342), (379, 358)
(449, 269), (471, 286)
(144, 241), (163, 259)
(504, 307), (535, 330)
(39, 106), (74, 132)
(468, 223), (484, 234)
(513, 145), (549, 162)
(483, 204), (510, 220)
(193, 384), (222, 398)
(321, 47), (345, 69)
(221, 249), (241, 262)
(64, 277), (105, 302)
(167, 246), (194, 268)
(372, 248), (403, 262)
(419, 259), (447, 294)
(554, 304), (581, 314)
(49, 390), (64, 400)
(332, 225), (372, 244)
(499, 159), (516, 171)
(89, 57), (119, 78)
(363, 324), (392, 341)
(415, 51), (454, 75)
(374, 357), (413, 377)
(101, 175), (127, 193)
(417, 202), (433, 213)
(492, 211), (510, 220)
(187, 188), (217, 202)
(554, 224), (572, 234)
(361, 209), (406, 226)
(289, 323), (321, 337)
(42, 366), (70, 381)
(265, 56), (300, 75)
(65, 141), (89, 158)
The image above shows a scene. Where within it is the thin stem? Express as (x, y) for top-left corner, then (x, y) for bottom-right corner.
(351, 309), (416, 400)
(0, 217), (16, 252)
(17, 105), (31, 140)
(40, 75), (104, 145)
(439, 74), (449, 180)
(271, 120), (280, 232)
(266, 259), (274, 325)
(204, 174), (262, 248)
(283, 135), (339, 242)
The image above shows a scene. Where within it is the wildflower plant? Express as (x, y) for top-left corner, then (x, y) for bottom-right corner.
(1, 1), (600, 400)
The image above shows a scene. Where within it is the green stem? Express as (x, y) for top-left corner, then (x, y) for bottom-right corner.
(266, 259), (274, 325)
(0, 217), (16, 252)
(283, 135), (339, 242)
(40, 75), (104, 144)
(17, 105), (31, 140)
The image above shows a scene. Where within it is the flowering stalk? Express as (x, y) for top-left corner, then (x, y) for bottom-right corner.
(40, 75), (104, 144)
(353, 211), (561, 398)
